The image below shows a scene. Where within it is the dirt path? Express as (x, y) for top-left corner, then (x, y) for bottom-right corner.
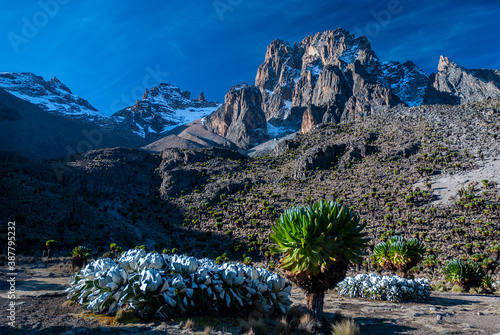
(315, 291), (500, 334)
(1, 261), (499, 334)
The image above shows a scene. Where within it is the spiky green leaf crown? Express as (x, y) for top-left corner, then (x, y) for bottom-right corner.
(72, 246), (91, 258)
(371, 236), (425, 267)
(269, 200), (369, 276)
(443, 259), (484, 284)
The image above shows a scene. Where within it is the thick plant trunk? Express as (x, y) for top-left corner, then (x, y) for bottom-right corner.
(306, 291), (324, 321)
(72, 257), (87, 271)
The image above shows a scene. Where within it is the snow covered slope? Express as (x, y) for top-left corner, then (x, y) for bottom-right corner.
(0, 72), (104, 120)
(0, 73), (222, 158)
(378, 61), (428, 106)
(111, 83), (220, 141)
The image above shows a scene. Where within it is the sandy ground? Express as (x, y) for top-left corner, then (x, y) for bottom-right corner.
(417, 155), (500, 206)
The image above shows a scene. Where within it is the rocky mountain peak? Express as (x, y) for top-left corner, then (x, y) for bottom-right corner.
(423, 56), (500, 105)
(254, 28), (406, 134)
(111, 82), (219, 141)
(437, 55), (456, 72)
(205, 84), (267, 150)
(142, 89), (149, 100)
(298, 28), (376, 67)
(197, 92), (206, 102)
(378, 60), (428, 106)
(47, 76), (72, 94)
(0, 72), (101, 119)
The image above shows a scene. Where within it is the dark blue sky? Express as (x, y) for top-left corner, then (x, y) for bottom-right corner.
(2, 0), (500, 115)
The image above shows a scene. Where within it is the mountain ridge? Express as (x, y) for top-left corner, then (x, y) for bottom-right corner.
(0, 74), (221, 159)
(207, 28), (500, 150)
(1, 28), (500, 159)
(0, 72), (103, 120)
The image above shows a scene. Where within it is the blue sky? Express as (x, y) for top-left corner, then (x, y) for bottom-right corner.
(2, 0), (500, 115)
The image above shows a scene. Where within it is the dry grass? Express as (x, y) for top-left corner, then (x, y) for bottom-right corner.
(185, 318), (195, 330)
(239, 316), (267, 335)
(285, 305), (302, 328)
(274, 316), (289, 335)
(296, 314), (321, 334)
(113, 308), (137, 324)
(46, 262), (74, 275)
(329, 311), (344, 325)
(203, 325), (214, 335)
(331, 318), (360, 335)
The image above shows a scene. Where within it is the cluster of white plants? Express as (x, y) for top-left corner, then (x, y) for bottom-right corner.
(493, 280), (500, 290)
(66, 249), (292, 319)
(335, 273), (431, 302)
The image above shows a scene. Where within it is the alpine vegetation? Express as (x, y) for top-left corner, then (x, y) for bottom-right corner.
(336, 273), (431, 303)
(443, 259), (488, 292)
(270, 200), (368, 320)
(66, 249), (292, 319)
(370, 236), (426, 278)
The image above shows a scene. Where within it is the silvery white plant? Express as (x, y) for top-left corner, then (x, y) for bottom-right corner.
(490, 280), (500, 290)
(79, 258), (115, 281)
(96, 265), (128, 291)
(138, 252), (166, 270)
(169, 255), (199, 275)
(119, 249), (146, 271)
(336, 273), (430, 302)
(67, 252), (292, 319)
(138, 268), (166, 293)
(66, 258), (125, 313)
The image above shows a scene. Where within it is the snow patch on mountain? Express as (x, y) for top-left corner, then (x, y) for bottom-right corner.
(339, 44), (360, 64)
(267, 122), (295, 138)
(111, 83), (220, 140)
(132, 122), (146, 138)
(0, 72), (104, 120)
(379, 61), (428, 106)
(307, 64), (323, 77)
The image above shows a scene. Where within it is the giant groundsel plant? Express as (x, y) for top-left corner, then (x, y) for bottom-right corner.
(269, 200), (368, 320)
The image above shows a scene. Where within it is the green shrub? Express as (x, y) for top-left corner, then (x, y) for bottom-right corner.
(371, 236), (425, 277)
(71, 246), (90, 258)
(443, 259), (485, 291)
(46, 240), (57, 247)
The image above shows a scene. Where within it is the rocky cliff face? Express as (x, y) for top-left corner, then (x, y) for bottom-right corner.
(379, 60), (428, 106)
(111, 83), (220, 142)
(423, 56), (500, 105)
(254, 29), (424, 133)
(205, 84), (268, 150)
